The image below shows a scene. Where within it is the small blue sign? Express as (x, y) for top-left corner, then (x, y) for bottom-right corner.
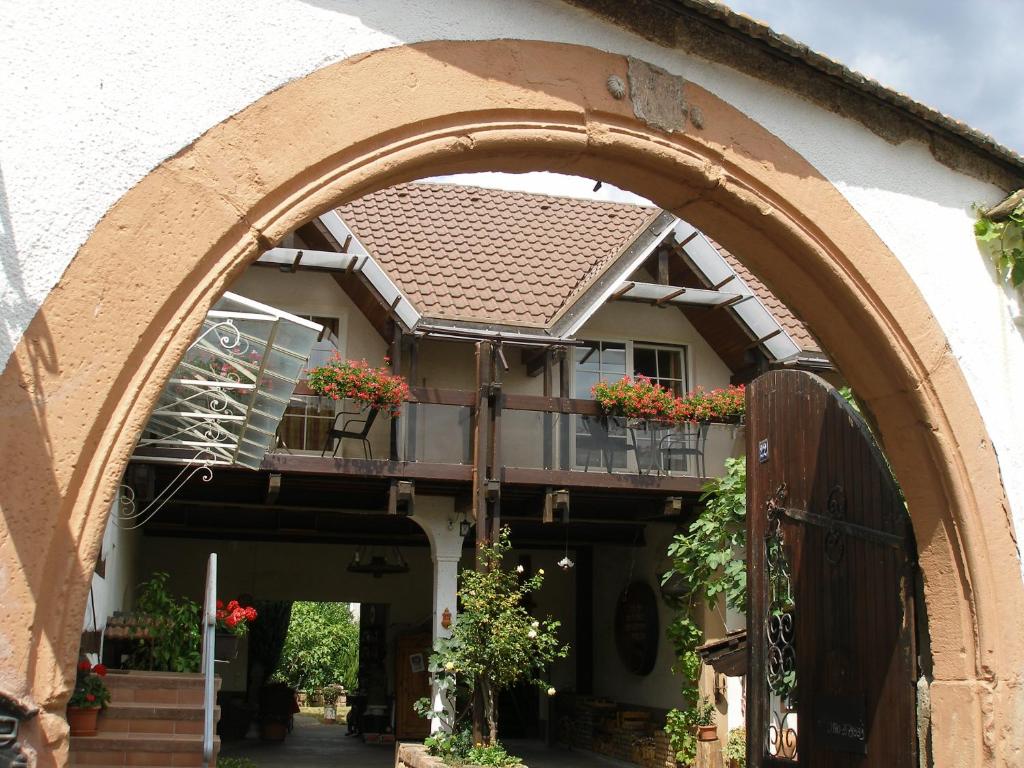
(758, 438), (769, 464)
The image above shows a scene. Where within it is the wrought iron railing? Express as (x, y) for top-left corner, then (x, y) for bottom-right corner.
(200, 553), (217, 768)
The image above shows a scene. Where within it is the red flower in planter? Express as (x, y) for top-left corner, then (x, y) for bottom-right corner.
(93, 664), (107, 677)
(77, 660), (91, 672)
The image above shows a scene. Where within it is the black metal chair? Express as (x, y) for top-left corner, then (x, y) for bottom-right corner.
(579, 414), (636, 473)
(321, 406), (378, 459)
(657, 420), (711, 478)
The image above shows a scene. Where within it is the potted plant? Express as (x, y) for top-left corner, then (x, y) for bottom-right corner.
(67, 661), (111, 736)
(592, 375), (681, 425)
(215, 598), (258, 661)
(694, 697), (718, 742)
(724, 727), (746, 767)
(306, 354), (410, 416)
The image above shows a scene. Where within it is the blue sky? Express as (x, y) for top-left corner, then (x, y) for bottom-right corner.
(724, 0), (1024, 155)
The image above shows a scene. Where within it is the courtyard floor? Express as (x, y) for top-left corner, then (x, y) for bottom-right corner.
(218, 714), (637, 768)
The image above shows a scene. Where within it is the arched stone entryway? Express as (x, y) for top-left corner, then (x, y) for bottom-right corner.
(0, 39), (1020, 766)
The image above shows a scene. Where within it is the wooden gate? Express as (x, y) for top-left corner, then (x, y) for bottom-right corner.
(747, 370), (917, 767)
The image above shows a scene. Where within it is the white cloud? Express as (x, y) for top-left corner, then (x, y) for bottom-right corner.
(723, 0), (1024, 156)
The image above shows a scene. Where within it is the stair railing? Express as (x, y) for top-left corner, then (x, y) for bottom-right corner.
(200, 553), (217, 768)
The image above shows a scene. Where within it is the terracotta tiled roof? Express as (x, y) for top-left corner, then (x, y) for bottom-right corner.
(709, 239), (821, 354)
(337, 181), (820, 355)
(337, 182), (659, 327)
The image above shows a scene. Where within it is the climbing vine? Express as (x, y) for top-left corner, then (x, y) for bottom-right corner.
(974, 195), (1024, 287)
(662, 456), (746, 764)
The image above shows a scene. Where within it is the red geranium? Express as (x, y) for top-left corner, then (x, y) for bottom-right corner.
(93, 664), (107, 677)
(216, 597), (258, 637)
(306, 354), (410, 416)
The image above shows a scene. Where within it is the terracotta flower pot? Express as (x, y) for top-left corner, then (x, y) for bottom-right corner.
(67, 706), (100, 737)
(697, 724), (718, 742)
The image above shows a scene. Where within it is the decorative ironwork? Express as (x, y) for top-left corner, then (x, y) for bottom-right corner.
(765, 483), (798, 760)
(769, 708), (799, 760)
(131, 292), (323, 471)
(116, 450), (216, 529)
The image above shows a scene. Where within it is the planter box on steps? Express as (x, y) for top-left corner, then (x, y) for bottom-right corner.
(68, 671), (221, 767)
(396, 743), (526, 768)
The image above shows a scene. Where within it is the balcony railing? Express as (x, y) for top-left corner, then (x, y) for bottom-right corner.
(268, 387), (741, 483)
(499, 394), (741, 480)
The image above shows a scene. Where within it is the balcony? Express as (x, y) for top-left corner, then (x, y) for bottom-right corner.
(263, 388), (742, 495)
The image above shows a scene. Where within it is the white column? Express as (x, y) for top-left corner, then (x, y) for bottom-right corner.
(411, 497), (466, 733)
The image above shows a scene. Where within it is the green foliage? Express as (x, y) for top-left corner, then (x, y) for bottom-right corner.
(664, 707), (698, 766)
(68, 664), (111, 709)
(424, 729), (521, 767)
(664, 698), (716, 765)
(418, 528), (568, 745)
(130, 572), (201, 673)
(662, 459), (744, 765)
(724, 727), (746, 766)
(464, 742), (522, 767)
(663, 457), (746, 704)
(691, 696), (716, 727)
(975, 200), (1024, 288)
(215, 758), (258, 768)
(273, 602), (359, 693)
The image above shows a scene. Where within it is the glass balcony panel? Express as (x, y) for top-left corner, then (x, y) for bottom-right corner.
(261, 347), (307, 381)
(400, 403), (472, 464)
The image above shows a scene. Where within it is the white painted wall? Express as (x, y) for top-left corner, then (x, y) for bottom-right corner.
(83, 502), (141, 651)
(2, 1), (1021, 572)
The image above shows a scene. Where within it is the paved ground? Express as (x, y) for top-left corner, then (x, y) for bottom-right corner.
(219, 715), (634, 768)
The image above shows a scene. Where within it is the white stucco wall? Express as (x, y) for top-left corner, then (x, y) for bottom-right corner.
(2, 0), (1022, 573)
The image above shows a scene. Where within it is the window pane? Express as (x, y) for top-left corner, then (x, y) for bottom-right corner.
(574, 370), (599, 399)
(601, 343), (627, 374)
(657, 349), (677, 377)
(575, 342), (600, 371)
(634, 347), (657, 378)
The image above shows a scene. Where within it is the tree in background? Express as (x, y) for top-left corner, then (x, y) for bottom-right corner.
(273, 602), (359, 693)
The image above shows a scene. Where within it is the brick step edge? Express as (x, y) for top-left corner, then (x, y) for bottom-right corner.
(102, 672), (216, 688)
(102, 703), (219, 721)
(70, 734), (220, 753)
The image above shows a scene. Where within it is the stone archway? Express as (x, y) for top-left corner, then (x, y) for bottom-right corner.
(0, 39), (1020, 766)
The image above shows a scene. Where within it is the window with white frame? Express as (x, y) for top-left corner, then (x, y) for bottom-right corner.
(572, 340), (689, 471)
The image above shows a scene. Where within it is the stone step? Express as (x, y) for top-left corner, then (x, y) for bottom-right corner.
(99, 703), (220, 737)
(102, 672), (220, 706)
(68, 733), (219, 767)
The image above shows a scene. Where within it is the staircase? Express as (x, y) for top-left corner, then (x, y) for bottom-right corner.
(69, 671), (221, 767)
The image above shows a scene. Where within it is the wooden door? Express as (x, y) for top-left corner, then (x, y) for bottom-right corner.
(395, 632), (432, 740)
(747, 370), (917, 767)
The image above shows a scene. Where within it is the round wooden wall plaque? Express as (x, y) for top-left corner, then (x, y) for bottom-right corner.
(614, 581), (659, 675)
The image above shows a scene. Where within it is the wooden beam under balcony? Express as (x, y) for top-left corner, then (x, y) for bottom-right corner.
(260, 454), (473, 482)
(501, 467), (704, 494)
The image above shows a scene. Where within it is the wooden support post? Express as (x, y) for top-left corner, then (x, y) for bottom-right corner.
(558, 350), (571, 471)
(406, 336), (419, 462)
(472, 341), (492, 543)
(542, 350), (553, 470)
(389, 325), (403, 461)
(471, 342), (492, 745)
(657, 248), (670, 285)
(488, 344), (502, 541)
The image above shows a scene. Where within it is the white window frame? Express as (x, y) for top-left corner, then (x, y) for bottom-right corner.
(570, 339), (691, 472)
